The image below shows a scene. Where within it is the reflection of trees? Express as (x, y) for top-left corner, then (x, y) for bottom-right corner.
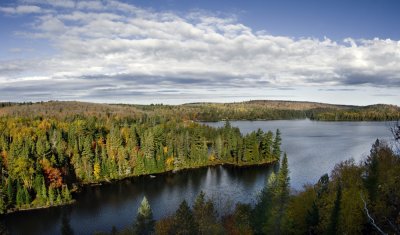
(61, 209), (74, 235)
(0, 220), (9, 235)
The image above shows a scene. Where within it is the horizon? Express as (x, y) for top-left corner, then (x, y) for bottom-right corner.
(1, 0), (399, 105)
(0, 99), (398, 107)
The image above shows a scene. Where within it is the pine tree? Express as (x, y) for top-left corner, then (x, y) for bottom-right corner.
(173, 200), (198, 235)
(134, 196), (155, 235)
(16, 182), (24, 208)
(306, 201), (320, 235)
(327, 184), (342, 235)
(264, 153), (290, 234)
(41, 180), (47, 204)
(275, 153), (290, 233)
(56, 190), (62, 204)
(261, 131), (273, 160)
(6, 178), (14, 205)
(0, 190), (6, 213)
(81, 137), (94, 180)
(48, 187), (55, 205)
(193, 191), (219, 235)
(62, 185), (72, 202)
(272, 129), (282, 160)
(23, 187), (30, 205)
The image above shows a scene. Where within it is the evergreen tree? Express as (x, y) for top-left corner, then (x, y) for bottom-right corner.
(23, 187), (30, 205)
(264, 153), (290, 234)
(261, 131), (273, 160)
(253, 172), (276, 233)
(16, 181), (25, 208)
(193, 191), (220, 235)
(306, 201), (320, 235)
(0, 190), (6, 213)
(81, 137), (94, 180)
(134, 196), (155, 235)
(364, 139), (380, 202)
(62, 185), (72, 202)
(48, 187), (55, 205)
(6, 178), (14, 205)
(231, 203), (253, 234)
(327, 184), (342, 235)
(56, 190), (62, 204)
(41, 180), (47, 204)
(272, 129), (282, 160)
(173, 200), (198, 235)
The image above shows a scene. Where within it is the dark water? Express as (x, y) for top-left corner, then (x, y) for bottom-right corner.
(2, 165), (273, 235)
(2, 120), (393, 235)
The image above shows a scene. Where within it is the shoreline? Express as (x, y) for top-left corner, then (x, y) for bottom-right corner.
(2, 159), (277, 215)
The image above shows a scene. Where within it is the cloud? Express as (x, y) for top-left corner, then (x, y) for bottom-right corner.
(0, 5), (42, 14)
(319, 88), (357, 92)
(0, 0), (400, 103)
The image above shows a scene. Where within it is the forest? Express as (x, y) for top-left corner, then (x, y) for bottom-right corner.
(0, 101), (399, 234)
(95, 129), (400, 235)
(1, 100), (399, 122)
(0, 113), (282, 213)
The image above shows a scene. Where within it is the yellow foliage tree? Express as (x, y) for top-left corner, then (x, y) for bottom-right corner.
(94, 162), (101, 180)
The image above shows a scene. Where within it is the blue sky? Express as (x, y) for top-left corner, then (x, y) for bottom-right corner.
(0, 0), (399, 105)
(131, 0), (400, 40)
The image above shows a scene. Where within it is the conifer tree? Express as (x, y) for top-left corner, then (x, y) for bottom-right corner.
(173, 200), (198, 235)
(272, 129), (282, 160)
(193, 191), (219, 235)
(327, 184), (342, 235)
(134, 196), (155, 235)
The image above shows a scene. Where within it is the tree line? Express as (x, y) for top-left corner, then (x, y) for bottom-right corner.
(0, 115), (282, 213)
(1, 101), (399, 122)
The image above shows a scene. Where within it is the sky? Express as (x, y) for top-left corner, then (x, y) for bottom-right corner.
(0, 0), (399, 105)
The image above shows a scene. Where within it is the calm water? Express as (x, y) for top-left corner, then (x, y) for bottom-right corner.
(205, 120), (393, 190)
(2, 120), (393, 235)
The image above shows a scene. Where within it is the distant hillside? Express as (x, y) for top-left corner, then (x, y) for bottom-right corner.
(186, 100), (353, 110)
(0, 100), (399, 121)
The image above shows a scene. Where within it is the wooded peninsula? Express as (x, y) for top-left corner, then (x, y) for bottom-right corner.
(0, 101), (285, 214)
(0, 100), (399, 235)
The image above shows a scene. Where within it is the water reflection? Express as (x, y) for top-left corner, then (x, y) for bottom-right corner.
(4, 165), (272, 235)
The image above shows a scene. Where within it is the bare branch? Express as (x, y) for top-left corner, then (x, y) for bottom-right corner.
(360, 192), (387, 235)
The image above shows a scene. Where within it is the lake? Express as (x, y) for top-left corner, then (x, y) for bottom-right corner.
(2, 120), (393, 235)
(205, 120), (393, 190)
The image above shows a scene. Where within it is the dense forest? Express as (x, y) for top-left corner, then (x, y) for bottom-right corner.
(1, 100), (399, 122)
(0, 113), (282, 213)
(96, 127), (400, 235)
(0, 101), (399, 234)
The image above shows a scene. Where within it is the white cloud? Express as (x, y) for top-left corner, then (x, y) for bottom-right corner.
(0, 5), (42, 14)
(0, 0), (399, 104)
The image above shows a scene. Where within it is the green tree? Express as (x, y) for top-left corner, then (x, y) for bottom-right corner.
(48, 187), (55, 205)
(264, 153), (290, 234)
(173, 200), (198, 235)
(327, 184), (342, 235)
(16, 182), (24, 208)
(0, 190), (6, 213)
(62, 185), (72, 202)
(6, 178), (14, 205)
(193, 191), (221, 235)
(272, 129), (282, 160)
(134, 196), (155, 235)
